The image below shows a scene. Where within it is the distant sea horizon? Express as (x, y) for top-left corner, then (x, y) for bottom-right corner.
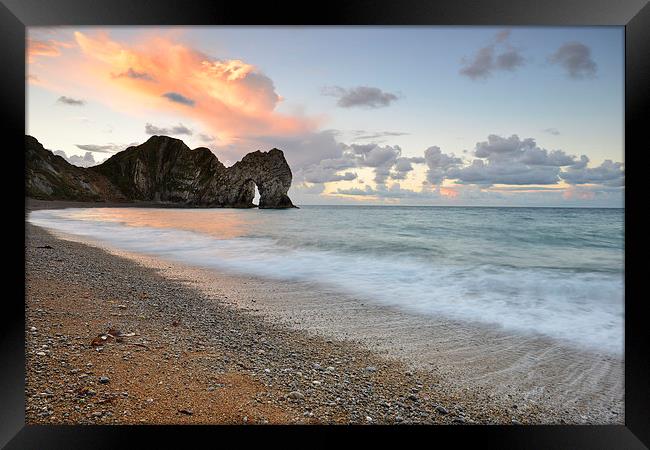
(290, 204), (624, 209)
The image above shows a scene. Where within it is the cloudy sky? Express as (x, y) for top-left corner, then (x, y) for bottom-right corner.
(27, 26), (624, 207)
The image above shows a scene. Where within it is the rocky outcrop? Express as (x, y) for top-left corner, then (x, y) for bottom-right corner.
(25, 135), (124, 202)
(216, 149), (294, 208)
(25, 135), (296, 208)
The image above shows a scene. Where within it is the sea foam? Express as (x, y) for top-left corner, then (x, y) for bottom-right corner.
(28, 207), (624, 354)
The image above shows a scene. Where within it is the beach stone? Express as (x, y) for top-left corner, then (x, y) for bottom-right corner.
(99, 376), (110, 384)
(288, 391), (305, 401)
(436, 406), (449, 415)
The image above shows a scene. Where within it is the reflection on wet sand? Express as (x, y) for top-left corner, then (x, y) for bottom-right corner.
(67, 208), (253, 239)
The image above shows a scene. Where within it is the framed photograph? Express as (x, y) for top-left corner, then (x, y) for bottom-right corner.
(3, 0), (648, 447)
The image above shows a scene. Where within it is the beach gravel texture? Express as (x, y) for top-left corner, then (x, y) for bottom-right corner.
(25, 222), (612, 425)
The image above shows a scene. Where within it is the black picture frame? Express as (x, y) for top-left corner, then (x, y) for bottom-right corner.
(3, 0), (648, 447)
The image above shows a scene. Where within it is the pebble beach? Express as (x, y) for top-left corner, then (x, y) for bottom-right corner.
(25, 202), (624, 425)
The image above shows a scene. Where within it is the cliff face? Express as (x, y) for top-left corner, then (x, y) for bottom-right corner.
(91, 136), (227, 205)
(25, 135), (296, 208)
(25, 135), (124, 202)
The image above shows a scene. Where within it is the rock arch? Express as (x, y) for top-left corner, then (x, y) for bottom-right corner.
(227, 149), (296, 208)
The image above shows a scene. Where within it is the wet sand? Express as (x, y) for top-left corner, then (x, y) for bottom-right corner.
(25, 200), (624, 424)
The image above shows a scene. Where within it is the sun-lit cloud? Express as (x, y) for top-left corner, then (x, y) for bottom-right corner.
(32, 31), (319, 146)
(562, 186), (596, 200)
(75, 32), (319, 141)
(439, 187), (459, 198)
(27, 39), (60, 60)
(27, 38), (73, 63)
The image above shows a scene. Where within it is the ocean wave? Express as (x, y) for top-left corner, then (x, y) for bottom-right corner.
(28, 208), (624, 354)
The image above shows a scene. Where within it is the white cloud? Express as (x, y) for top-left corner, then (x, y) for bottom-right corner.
(53, 150), (105, 167)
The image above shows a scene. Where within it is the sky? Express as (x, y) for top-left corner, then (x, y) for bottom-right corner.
(27, 26), (625, 207)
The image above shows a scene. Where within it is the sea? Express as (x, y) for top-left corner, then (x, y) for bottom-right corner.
(28, 206), (625, 355)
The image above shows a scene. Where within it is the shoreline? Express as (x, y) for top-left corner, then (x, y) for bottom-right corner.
(25, 198), (624, 211)
(25, 216), (623, 424)
(25, 198), (255, 211)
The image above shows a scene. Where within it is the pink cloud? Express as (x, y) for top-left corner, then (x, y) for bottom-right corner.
(563, 187), (596, 200)
(439, 187), (459, 198)
(27, 38), (75, 63)
(64, 31), (318, 144)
